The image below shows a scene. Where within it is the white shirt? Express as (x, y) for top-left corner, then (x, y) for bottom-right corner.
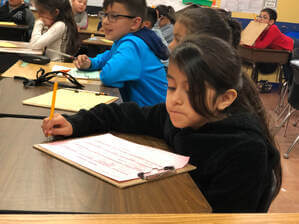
(30, 19), (67, 61)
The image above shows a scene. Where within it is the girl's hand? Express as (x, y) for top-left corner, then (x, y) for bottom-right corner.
(74, 54), (91, 69)
(42, 114), (73, 137)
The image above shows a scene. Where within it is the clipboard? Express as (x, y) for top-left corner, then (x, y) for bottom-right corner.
(22, 88), (119, 112)
(34, 134), (196, 188)
(241, 21), (268, 46)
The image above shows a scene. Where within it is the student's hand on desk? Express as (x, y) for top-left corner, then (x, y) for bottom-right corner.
(74, 54), (91, 70)
(42, 114), (73, 137)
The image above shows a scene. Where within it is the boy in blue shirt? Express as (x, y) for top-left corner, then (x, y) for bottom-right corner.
(74, 0), (169, 106)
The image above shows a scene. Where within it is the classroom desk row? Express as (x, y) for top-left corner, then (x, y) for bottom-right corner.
(1, 213), (299, 223)
(0, 60), (211, 214)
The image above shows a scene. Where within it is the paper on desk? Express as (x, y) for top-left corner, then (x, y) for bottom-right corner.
(0, 42), (17, 48)
(38, 133), (190, 182)
(52, 65), (100, 80)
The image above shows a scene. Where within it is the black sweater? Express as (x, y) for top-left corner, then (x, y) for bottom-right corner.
(65, 102), (279, 212)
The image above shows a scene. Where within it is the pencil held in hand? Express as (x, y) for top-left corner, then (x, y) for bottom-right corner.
(49, 82), (58, 120)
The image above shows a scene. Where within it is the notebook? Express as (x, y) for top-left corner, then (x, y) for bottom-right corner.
(22, 88), (118, 112)
(241, 21), (268, 46)
(52, 65), (100, 80)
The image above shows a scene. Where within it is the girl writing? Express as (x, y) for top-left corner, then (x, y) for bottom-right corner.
(42, 35), (281, 212)
(30, 0), (80, 61)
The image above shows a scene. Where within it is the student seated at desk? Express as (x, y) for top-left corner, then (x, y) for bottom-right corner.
(143, 7), (168, 67)
(246, 8), (294, 79)
(74, 0), (168, 107)
(252, 8), (293, 51)
(30, 0), (80, 61)
(42, 35), (282, 213)
(155, 4), (175, 44)
(72, 0), (88, 30)
(0, 0), (35, 41)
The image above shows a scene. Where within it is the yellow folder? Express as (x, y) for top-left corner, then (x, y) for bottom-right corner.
(23, 88), (119, 112)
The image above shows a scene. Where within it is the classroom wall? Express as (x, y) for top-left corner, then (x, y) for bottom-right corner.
(216, 0), (299, 23)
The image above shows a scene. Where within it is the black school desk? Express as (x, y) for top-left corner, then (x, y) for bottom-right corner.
(238, 45), (290, 83)
(0, 77), (211, 213)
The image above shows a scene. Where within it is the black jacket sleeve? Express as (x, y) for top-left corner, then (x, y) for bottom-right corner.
(65, 102), (168, 138)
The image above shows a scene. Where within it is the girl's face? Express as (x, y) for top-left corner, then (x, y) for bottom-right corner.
(35, 5), (58, 27)
(72, 0), (87, 13)
(168, 21), (188, 51)
(166, 62), (216, 129)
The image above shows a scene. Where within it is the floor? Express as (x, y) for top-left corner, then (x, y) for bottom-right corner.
(259, 88), (299, 213)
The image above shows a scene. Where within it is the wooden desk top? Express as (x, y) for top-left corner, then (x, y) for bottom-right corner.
(0, 213), (298, 223)
(0, 40), (43, 55)
(238, 45), (290, 64)
(0, 78), (211, 213)
(0, 60), (102, 85)
(83, 36), (113, 47)
(0, 22), (28, 29)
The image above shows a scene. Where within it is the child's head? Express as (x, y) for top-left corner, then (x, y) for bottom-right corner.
(33, 0), (80, 56)
(102, 0), (146, 41)
(8, 0), (23, 9)
(143, 7), (157, 29)
(155, 5), (175, 27)
(167, 34), (241, 129)
(72, 0), (87, 14)
(169, 8), (232, 51)
(258, 8), (277, 25)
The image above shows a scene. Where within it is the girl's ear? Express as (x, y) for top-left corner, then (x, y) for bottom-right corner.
(216, 89), (238, 111)
(55, 9), (60, 17)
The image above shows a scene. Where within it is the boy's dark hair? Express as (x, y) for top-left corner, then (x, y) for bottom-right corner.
(170, 35), (281, 207)
(33, 0), (80, 57)
(156, 5), (176, 24)
(145, 7), (157, 28)
(261, 8), (277, 22)
(103, 0), (147, 20)
(176, 8), (232, 46)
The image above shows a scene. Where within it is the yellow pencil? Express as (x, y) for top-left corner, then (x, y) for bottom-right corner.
(49, 82), (58, 120)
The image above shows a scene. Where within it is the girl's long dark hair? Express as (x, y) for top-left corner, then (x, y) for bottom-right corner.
(34, 0), (80, 57)
(170, 34), (282, 205)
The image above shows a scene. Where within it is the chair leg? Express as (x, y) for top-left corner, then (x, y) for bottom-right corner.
(283, 135), (299, 159)
(274, 81), (288, 114)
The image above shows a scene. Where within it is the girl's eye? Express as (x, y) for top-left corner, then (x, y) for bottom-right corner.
(167, 86), (176, 91)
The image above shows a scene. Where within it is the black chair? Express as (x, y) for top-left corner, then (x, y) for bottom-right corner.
(283, 61), (299, 159)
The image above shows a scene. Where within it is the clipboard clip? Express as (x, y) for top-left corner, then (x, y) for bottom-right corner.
(137, 166), (175, 181)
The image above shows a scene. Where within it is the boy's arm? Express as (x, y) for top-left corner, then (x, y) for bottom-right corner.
(30, 20), (66, 49)
(98, 39), (142, 88)
(254, 25), (279, 49)
(88, 50), (112, 71)
(65, 102), (167, 139)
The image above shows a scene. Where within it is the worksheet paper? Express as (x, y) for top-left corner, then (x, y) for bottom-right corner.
(38, 134), (190, 182)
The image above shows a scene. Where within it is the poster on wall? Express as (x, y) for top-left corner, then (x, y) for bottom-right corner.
(264, 0), (277, 9)
(146, 0), (188, 11)
(220, 0), (265, 14)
